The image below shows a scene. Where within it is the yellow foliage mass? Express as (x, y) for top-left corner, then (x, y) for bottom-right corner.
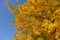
(7, 0), (60, 40)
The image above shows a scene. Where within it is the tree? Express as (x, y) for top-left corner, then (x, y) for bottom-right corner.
(7, 0), (60, 40)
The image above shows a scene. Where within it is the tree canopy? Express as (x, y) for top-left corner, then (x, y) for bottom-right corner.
(7, 0), (60, 40)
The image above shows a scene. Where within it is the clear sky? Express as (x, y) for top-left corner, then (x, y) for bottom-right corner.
(0, 0), (26, 40)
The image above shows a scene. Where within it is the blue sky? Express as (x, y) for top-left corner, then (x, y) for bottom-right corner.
(0, 0), (26, 40)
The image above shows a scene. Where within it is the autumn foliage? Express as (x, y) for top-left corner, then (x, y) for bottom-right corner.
(7, 0), (60, 40)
